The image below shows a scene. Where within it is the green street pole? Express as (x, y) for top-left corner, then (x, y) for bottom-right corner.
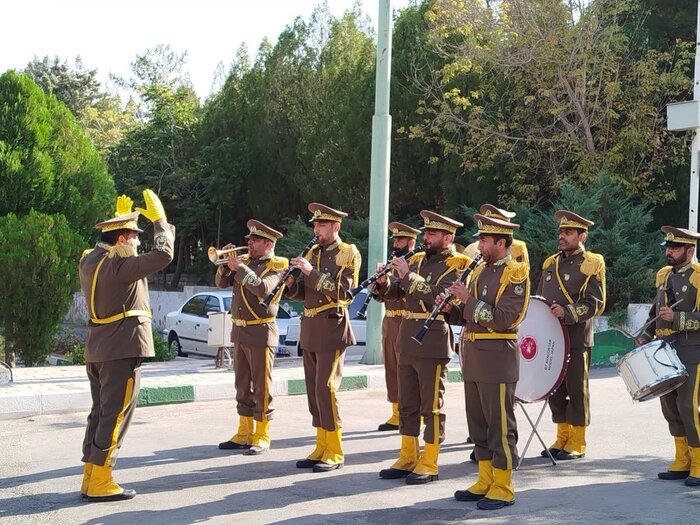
(361, 0), (392, 365)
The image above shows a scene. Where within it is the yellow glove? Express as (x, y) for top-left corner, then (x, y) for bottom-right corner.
(135, 189), (167, 222)
(114, 195), (134, 217)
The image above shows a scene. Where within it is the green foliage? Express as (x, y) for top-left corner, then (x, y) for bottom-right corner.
(145, 328), (173, 362)
(68, 343), (85, 365)
(0, 71), (115, 240)
(0, 211), (84, 366)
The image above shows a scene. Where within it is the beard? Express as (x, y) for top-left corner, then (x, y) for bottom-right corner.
(424, 245), (440, 256)
(393, 247), (409, 257)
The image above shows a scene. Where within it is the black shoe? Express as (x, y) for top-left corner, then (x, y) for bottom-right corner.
(541, 447), (561, 458)
(556, 450), (585, 460)
(658, 470), (690, 480)
(86, 489), (136, 502)
(80, 493), (88, 499)
(379, 467), (412, 479)
(454, 489), (485, 502)
(296, 458), (322, 469)
(477, 497), (514, 510)
(466, 436), (474, 444)
(405, 472), (438, 484)
(685, 475), (700, 486)
(469, 450), (476, 463)
(377, 422), (399, 431)
(219, 440), (250, 450)
(312, 461), (343, 472)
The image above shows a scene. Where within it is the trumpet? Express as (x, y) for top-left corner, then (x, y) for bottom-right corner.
(208, 246), (248, 265)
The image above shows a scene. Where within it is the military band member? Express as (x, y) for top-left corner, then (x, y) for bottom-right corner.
(284, 203), (361, 472)
(376, 211), (471, 484)
(216, 220), (288, 455)
(78, 191), (174, 501)
(538, 211), (605, 461)
(373, 222), (421, 432)
(463, 204), (529, 265)
(449, 213), (529, 510)
(637, 226), (700, 486)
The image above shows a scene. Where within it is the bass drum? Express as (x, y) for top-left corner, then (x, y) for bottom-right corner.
(515, 296), (570, 402)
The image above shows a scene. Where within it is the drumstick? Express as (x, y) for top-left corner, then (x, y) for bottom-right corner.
(632, 299), (683, 339)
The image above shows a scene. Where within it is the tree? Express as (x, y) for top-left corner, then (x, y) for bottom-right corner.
(0, 212), (84, 366)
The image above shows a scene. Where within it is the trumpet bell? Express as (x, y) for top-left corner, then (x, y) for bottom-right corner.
(208, 246), (248, 265)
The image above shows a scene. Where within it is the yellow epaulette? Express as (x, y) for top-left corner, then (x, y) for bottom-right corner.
(108, 245), (137, 259)
(409, 252), (426, 265)
(335, 242), (360, 268)
(446, 253), (472, 273)
(304, 244), (320, 261)
(501, 259), (529, 286)
(267, 256), (289, 272)
(80, 248), (93, 260)
(688, 263), (700, 295)
(511, 240), (529, 264)
(542, 253), (558, 270)
(655, 266), (673, 288)
(581, 251), (605, 277)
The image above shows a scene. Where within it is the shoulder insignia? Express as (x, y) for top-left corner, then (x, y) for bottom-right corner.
(542, 253), (558, 270)
(655, 266), (673, 288)
(501, 259), (529, 285)
(511, 240), (529, 264)
(581, 251), (605, 277)
(335, 242), (360, 269)
(446, 253), (472, 273)
(267, 256), (289, 272)
(304, 244), (320, 261)
(80, 248), (93, 260)
(108, 245), (137, 259)
(688, 264), (700, 297)
(409, 252), (426, 265)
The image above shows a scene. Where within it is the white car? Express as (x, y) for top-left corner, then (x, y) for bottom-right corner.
(163, 290), (297, 358)
(283, 290), (461, 357)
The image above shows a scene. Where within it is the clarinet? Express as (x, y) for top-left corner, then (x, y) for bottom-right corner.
(412, 253), (483, 344)
(349, 245), (424, 298)
(260, 236), (317, 308)
(355, 292), (373, 319)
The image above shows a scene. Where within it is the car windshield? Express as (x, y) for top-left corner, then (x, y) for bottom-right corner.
(347, 291), (368, 319)
(223, 297), (232, 311)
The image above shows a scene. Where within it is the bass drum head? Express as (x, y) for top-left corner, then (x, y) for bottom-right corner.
(515, 296), (570, 403)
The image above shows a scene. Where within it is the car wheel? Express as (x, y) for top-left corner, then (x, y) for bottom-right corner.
(296, 343), (302, 357)
(168, 334), (187, 358)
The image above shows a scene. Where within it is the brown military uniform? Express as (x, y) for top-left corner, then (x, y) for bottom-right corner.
(216, 247), (288, 423)
(79, 213), (175, 468)
(642, 227), (700, 449)
(537, 216), (605, 430)
(285, 237), (359, 430)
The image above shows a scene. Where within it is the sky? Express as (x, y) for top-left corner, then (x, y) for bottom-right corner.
(2, 0), (413, 99)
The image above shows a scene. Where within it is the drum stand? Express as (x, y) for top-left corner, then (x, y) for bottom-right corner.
(515, 400), (557, 470)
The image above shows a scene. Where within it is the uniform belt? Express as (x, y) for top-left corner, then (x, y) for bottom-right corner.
(655, 328), (676, 338)
(465, 332), (518, 341)
(402, 311), (446, 321)
(303, 301), (349, 318)
(90, 309), (152, 325)
(385, 309), (405, 318)
(233, 317), (275, 327)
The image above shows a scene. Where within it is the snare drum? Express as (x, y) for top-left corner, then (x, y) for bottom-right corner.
(616, 340), (687, 402)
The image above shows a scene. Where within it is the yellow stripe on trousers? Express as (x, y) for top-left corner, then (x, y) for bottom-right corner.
(262, 347), (272, 422)
(328, 350), (341, 431)
(499, 383), (512, 470)
(431, 364), (442, 445)
(583, 351), (589, 425)
(105, 377), (134, 466)
(693, 365), (700, 443)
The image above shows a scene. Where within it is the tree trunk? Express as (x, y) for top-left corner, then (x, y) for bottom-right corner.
(169, 237), (186, 290)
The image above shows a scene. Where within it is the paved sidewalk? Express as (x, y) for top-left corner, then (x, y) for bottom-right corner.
(0, 354), (465, 420)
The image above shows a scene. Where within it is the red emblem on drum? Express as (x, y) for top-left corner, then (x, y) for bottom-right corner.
(520, 336), (537, 361)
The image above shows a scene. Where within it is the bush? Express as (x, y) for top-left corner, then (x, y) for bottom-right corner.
(145, 328), (173, 362)
(68, 343), (85, 365)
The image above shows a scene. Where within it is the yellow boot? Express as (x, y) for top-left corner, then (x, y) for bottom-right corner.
(296, 428), (327, 468)
(219, 415), (253, 449)
(378, 403), (400, 431)
(314, 429), (344, 472)
(558, 425), (586, 460)
(542, 422), (570, 457)
(477, 468), (515, 510)
(407, 442), (439, 484)
(684, 446), (700, 486)
(247, 420), (271, 455)
(80, 463), (93, 497)
(658, 436), (691, 480)
(86, 464), (136, 501)
(455, 460), (494, 501)
(379, 435), (418, 479)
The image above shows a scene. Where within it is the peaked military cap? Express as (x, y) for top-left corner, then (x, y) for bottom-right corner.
(308, 203), (348, 223)
(388, 222), (420, 239)
(555, 210), (594, 231)
(419, 210), (462, 235)
(479, 204), (516, 221)
(245, 219), (283, 242)
(472, 213), (520, 237)
(660, 225), (700, 247)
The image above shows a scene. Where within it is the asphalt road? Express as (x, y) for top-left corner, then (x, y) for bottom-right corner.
(1, 368), (698, 524)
